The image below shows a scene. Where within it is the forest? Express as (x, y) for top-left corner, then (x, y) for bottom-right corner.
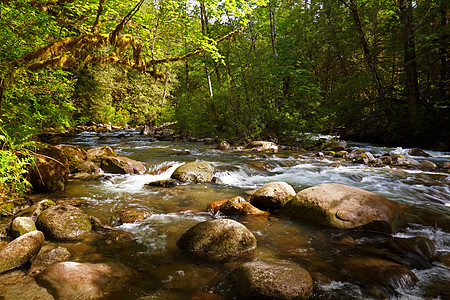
(0, 0), (448, 199)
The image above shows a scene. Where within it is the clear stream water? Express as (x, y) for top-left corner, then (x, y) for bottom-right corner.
(40, 130), (450, 299)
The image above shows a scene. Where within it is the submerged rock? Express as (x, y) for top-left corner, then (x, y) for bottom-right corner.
(36, 205), (92, 240)
(37, 261), (136, 300)
(341, 257), (418, 297)
(171, 161), (213, 183)
(231, 260), (313, 300)
(282, 183), (403, 232)
(0, 269), (54, 300)
(101, 156), (146, 174)
(27, 246), (71, 277)
(207, 196), (269, 217)
(250, 182), (296, 211)
(119, 208), (152, 224)
(177, 219), (257, 262)
(0, 231), (45, 274)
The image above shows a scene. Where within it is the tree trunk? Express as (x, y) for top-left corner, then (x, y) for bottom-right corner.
(344, 0), (384, 101)
(439, 4), (447, 100)
(397, 0), (420, 128)
(268, 0), (277, 59)
(200, 2), (213, 98)
(0, 78), (4, 119)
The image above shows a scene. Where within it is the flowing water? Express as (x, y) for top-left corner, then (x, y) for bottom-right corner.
(40, 130), (450, 299)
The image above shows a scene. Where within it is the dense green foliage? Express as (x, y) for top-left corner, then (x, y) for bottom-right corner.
(173, 0), (448, 147)
(0, 0), (448, 148)
(0, 128), (34, 200)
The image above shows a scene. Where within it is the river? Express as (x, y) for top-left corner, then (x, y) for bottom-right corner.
(42, 130), (450, 299)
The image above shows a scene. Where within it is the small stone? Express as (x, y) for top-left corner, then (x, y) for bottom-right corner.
(10, 217), (37, 237)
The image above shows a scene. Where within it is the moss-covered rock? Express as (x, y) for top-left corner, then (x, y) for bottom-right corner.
(55, 144), (88, 173)
(171, 161), (213, 183)
(86, 146), (116, 162)
(282, 183), (404, 232)
(250, 182), (296, 211)
(232, 260), (313, 300)
(36, 205), (92, 240)
(177, 219), (257, 262)
(0, 231), (45, 274)
(10, 217), (37, 237)
(0, 198), (32, 217)
(28, 144), (69, 193)
(100, 156), (146, 174)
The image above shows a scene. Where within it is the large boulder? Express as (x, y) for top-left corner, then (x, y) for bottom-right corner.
(246, 141), (278, 153)
(55, 144), (88, 173)
(232, 260), (313, 300)
(36, 205), (92, 240)
(100, 156), (146, 174)
(250, 182), (296, 211)
(28, 145), (69, 193)
(171, 161), (213, 183)
(0, 231), (45, 273)
(207, 197), (269, 217)
(86, 146), (116, 162)
(177, 219), (257, 262)
(37, 261), (136, 300)
(282, 183), (403, 232)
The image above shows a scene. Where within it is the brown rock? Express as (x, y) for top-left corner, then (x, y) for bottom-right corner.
(207, 196), (269, 217)
(177, 219), (257, 262)
(0, 231), (45, 273)
(28, 145), (69, 193)
(119, 208), (152, 224)
(86, 146), (116, 162)
(283, 183), (404, 232)
(37, 261), (136, 300)
(101, 156), (146, 174)
(250, 182), (296, 211)
(232, 260), (313, 300)
(36, 205), (92, 241)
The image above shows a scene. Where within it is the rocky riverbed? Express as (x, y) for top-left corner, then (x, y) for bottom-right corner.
(0, 128), (449, 299)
